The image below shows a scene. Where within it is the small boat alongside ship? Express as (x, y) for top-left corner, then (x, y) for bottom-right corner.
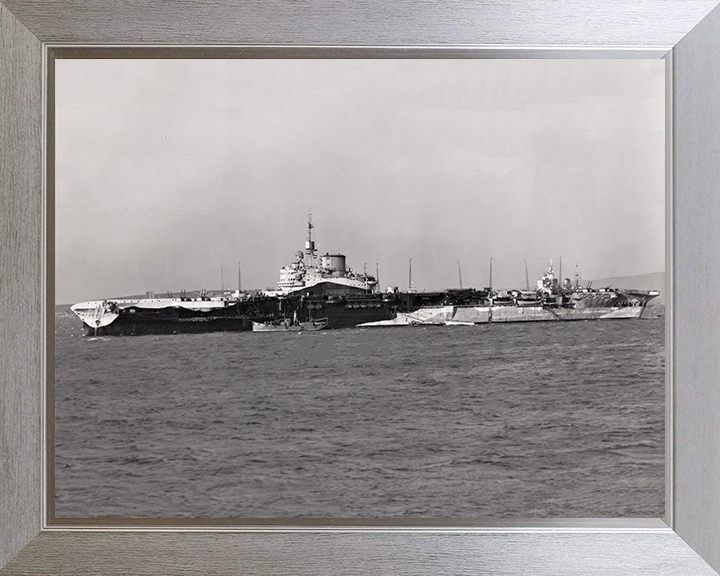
(70, 218), (660, 336)
(252, 311), (329, 332)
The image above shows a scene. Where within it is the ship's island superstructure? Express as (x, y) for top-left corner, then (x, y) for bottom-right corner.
(264, 216), (378, 297)
(70, 218), (659, 336)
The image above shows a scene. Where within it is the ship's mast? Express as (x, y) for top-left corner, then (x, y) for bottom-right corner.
(575, 263), (581, 290)
(457, 261), (463, 289)
(524, 259), (530, 291)
(489, 257), (493, 292)
(559, 256), (562, 286)
(305, 213), (317, 267)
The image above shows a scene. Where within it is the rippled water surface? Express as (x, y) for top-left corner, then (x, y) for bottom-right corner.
(55, 315), (664, 518)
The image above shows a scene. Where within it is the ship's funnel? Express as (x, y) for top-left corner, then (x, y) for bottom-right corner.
(320, 254), (346, 276)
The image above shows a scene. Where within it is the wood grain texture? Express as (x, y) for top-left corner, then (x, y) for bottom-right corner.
(1, 531), (718, 576)
(1, 0), (717, 46)
(672, 3), (720, 573)
(0, 2), (43, 569)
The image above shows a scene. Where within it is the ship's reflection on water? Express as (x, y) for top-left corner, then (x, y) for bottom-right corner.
(54, 315), (664, 519)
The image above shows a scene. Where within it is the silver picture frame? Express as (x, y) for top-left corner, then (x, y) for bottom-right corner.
(2, 1), (720, 574)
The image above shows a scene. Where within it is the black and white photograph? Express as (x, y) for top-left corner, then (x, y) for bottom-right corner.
(54, 58), (665, 519)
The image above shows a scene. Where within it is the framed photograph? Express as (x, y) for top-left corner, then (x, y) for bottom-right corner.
(2, 2), (720, 575)
(52, 54), (669, 523)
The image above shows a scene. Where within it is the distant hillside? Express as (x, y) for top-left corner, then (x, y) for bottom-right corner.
(591, 271), (665, 306)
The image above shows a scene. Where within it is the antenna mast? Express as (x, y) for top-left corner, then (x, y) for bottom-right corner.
(575, 263), (580, 290)
(524, 259), (530, 291)
(559, 256), (562, 286)
(238, 261), (242, 293)
(305, 213), (316, 267)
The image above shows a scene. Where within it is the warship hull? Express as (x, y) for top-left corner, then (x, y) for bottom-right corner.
(73, 293), (399, 336)
(72, 289), (656, 336)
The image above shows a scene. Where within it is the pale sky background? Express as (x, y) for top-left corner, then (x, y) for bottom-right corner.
(55, 59), (665, 305)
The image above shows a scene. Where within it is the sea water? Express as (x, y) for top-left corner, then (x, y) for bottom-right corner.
(54, 314), (664, 518)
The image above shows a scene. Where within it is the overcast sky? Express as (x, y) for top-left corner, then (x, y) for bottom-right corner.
(55, 59), (664, 304)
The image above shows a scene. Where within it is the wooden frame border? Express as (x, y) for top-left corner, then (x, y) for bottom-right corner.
(2, 2), (720, 574)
